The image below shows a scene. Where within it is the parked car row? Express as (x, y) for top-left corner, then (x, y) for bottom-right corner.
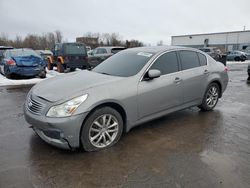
(199, 47), (249, 63)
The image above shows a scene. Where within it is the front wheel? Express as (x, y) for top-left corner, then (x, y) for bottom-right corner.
(198, 83), (220, 111)
(81, 107), (123, 152)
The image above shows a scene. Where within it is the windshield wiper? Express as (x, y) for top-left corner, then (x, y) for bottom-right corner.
(99, 72), (111, 75)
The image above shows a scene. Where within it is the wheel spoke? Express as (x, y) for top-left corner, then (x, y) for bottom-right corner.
(91, 132), (101, 141)
(108, 122), (118, 129)
(90, 127), (100, 132)
(96, 134), (103, 144)
(103, 133), (107, 145)
(107, 128), (118, 133)
(105, 131), (112, 141)
(106, 115), (112, 126)
(94, 121), (102, 128)
(102, 115), (106, 125)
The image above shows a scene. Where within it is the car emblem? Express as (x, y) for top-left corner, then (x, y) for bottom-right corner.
(28, 101), (33, 108)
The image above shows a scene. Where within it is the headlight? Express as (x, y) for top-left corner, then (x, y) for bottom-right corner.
(46, 94), (88, 117)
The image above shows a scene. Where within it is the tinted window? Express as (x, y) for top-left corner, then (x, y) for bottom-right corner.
(96, 48), (107, 54)
(64, 44), (86, 55)
(150, 52), (179, 75)
(179, 51), (200, 70)
(93, 50), (154, 77)
(111, 48), (125, 54)
(197, 53), (207, 66)
(7, 49), (41, 58)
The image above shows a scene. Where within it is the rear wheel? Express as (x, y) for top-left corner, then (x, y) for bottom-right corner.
(198, 83), (220, 111)
(4, 66), (12, 79)
(80, 107), (123, 152)
(57, 62), (64, 73)
(47, 62), (53, 70)
(38, 69), (46, 79)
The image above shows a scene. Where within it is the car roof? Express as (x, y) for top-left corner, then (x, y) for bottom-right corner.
(97, 46), (125, 49)
(125, 45), (190, 54)
(6, 48), (33, 52)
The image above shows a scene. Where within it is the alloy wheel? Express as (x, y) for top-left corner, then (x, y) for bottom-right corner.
(206, 86), (219, 108)
(89, 114), (119, 148)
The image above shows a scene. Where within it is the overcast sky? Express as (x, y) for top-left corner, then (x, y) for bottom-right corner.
(0, 0), (250, 45)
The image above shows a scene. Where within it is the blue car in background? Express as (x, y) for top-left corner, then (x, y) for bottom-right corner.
(0, 48), (47, 79)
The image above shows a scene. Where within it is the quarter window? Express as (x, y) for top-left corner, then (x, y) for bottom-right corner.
(197, 53), (207, 66)
(150, 52), (179, 75)
(179, 51), (200, 70)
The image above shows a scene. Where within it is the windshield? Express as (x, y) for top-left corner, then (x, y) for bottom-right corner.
(92, 50), (154, 77)
(65, 43), (86, 55)
(7, 49), (41, 58)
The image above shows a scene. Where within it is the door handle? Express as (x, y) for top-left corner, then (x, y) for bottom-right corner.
(174, 77), (182, 84)
(204, 69), (209, 75)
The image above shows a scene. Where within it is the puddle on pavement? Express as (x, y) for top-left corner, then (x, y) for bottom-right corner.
(200, 150), (247, 188)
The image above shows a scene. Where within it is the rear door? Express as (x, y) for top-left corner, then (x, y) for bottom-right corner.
(178, 50), (208, 104)
(137, 51), (183, 118)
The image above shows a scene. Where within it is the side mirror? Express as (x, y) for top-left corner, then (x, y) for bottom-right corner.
(148, 69), (161, 79)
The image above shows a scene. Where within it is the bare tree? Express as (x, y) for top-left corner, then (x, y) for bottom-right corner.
(55, 30), (63, 43)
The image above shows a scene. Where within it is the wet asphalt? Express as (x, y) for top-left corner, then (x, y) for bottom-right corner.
(0, 63), (249, 188)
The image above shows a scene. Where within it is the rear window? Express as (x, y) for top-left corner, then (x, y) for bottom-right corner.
(111, 48), (125, 54)
(179, 51), (200, 70)
(200, 49), (210, 52)
(6, 49), (41, 58)
(64, 44), (86, 55)
(197, 53), (207, 66)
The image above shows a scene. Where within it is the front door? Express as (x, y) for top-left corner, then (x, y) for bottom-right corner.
(137, 51), (183, 119)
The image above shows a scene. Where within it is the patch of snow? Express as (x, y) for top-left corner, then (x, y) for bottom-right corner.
(0, 68), (80, 87)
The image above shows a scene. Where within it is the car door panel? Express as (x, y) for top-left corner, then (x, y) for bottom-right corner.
(138, 73), (183, 119)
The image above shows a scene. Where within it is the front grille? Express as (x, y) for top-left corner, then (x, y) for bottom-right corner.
(27, 96), (45, 115)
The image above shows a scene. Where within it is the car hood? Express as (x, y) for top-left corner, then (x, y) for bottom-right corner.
(12, 55), (43, 67)
(32, 70), (123, 102)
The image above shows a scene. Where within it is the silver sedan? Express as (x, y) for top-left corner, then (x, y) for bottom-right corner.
(24, 46), (229, 151)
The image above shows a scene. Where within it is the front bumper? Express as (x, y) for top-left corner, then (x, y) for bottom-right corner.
(24, 105), (88, 150)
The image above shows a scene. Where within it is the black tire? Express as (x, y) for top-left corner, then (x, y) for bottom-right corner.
(80, 107), (123, 152)
(47, 62), (53, 70)
(38, 70), (46, 79)
(57, 62), (64, 73)
(70, 68), (76, 72)
(4, 66), (12, 79)
(198, 83), (220, 111)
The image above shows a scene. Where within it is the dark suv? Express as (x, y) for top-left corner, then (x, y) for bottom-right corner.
(47, 43), (89, 73)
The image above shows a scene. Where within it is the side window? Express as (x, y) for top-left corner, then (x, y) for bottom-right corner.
(97, 48), (107, 54)
(179, 51), (200, 70)
(197, 53), (207, 66)
(150, 52), (179, 75)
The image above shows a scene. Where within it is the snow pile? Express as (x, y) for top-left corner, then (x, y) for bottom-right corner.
(0, 68), (80, 87)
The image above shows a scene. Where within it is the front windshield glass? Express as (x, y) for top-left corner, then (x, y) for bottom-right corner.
(92, 50), (155, 77)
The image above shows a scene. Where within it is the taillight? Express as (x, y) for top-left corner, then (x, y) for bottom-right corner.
(224, 67), (229, 72)
(6, 59), (16, 66)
